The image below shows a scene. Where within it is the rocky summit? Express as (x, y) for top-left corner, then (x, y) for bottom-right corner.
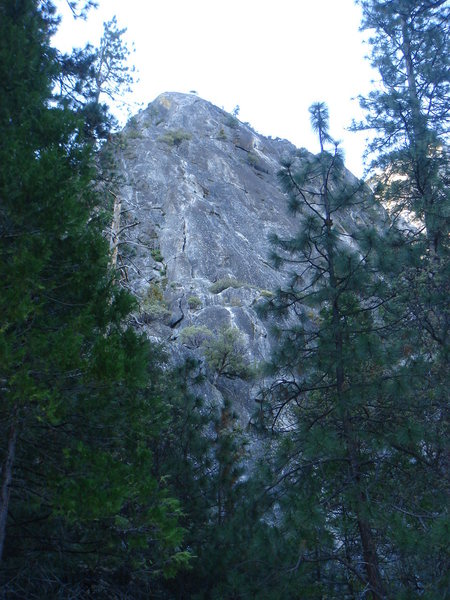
(112, 92), (382, 423)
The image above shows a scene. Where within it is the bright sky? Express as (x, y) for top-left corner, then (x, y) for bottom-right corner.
(53, 0), (377, 177)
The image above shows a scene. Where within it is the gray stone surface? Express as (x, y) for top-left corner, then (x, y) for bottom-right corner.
(112, 92), (383, 424)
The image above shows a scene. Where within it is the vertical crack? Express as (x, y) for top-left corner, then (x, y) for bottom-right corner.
(182, 218), (187, 253)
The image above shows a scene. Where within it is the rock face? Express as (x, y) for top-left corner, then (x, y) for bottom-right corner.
(113, 92), (380, 423)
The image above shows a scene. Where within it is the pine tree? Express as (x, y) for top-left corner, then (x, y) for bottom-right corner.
(355, 0), (449, 393)
(0, 1), (187, 594)
(259, 104), (448, 598)
(353, 4), (449, 594)
(355, 0), (449, 256)
(57, 11), (135, 142)
(92, 15), (135, 105)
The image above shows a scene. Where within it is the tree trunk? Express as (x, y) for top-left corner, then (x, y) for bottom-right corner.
(0, 415), (17, 563)
(401, 15), (440, 254)
(109, 190), (122, 268)
(357, 515), (385, 600)
(323, 172), (385, 600)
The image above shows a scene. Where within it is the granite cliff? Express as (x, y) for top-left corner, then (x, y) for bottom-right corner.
(111, 92), (383, 424)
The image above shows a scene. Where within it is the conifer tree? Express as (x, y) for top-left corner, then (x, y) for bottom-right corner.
(0, 1), (187, 594)
(259, 104), (448, 599)
(355, 0), (449, 393)
(353, 4), (449, 594)
(355, 0), (449, 255)
(58, 11), (135, 142)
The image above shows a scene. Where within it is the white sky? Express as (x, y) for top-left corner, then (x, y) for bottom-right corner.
(53, 0), (378, 177)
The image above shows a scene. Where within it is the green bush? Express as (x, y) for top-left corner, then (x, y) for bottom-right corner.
(209, 277), (243, 294)
(179, 325), (213, 349)
(259, 289), (274, 298)
(151, 248), (163, 262)
(125, 116), (143, 139)
(126, 129), (143, 140)
(203, 327), (251, 380)
(217, 127), (227, 140)
(187, 296), (202, 310)
(120, 242), (137, 259)
(159, 129), (192, 147)
(224, 115), (239, 129)
(145, 281), (164, 303)
(247, 151), (258, 166)
(180, 325), (252, 380)
(141, 282), (170, 321)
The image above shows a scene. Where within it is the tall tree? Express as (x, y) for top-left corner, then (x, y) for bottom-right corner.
(354, 5), (449, 595)
(259, 104), (448, 599)
(57, 12), (135, 141)
(355, 0), (449, 256)
(0, 1), (187, 595)
(91, 15), (135, 105)
(355, 0), (449, 376)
